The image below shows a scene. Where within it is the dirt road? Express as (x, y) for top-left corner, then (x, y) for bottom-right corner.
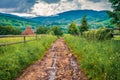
(17, 38), (87, 80)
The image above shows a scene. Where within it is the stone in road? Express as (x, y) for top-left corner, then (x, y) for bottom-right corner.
(16, 38), (88, 80)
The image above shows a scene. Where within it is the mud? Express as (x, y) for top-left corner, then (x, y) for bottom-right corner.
(16, 38), (88, 80)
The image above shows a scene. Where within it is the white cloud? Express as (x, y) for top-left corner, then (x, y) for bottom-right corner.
(31, 0), (78, 16)
(30, 0), (112, 16)
(79, 0), (112, 11)
(10, 13), (36, 17)
(0, 0), (112, 17)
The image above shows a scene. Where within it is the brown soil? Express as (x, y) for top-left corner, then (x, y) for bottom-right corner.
(16, 38), (88, 80)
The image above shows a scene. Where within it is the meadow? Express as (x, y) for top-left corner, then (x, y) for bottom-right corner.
(64, 35), (120, 80)
(0, 35), (40, 44)
(0, 35), (57, 80)
(0, 33), (119, 80)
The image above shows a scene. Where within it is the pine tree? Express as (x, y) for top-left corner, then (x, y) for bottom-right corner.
(107, 0), (120, 29)
(68, 21), (79, 35)
(80, 16), (89, 35)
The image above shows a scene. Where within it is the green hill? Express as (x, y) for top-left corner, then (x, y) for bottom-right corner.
(0, 10), (114, 32)
(0, 13), (39, 31)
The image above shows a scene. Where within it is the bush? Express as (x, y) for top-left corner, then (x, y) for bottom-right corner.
(36, 26), (50, 34)
(68, 22), (79, 35)
(51, 26), (63, 37)
(0, 25), (21, 35)
(83, 28), (113, 40)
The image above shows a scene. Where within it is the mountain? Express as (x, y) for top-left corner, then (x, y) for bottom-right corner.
(0, 13), (39, 31)
(0, 10), (113, 32)
(31, 10), (112, 29)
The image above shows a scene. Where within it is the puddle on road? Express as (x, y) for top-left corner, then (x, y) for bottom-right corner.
(49, 43), (58, 80)
(70, 55), (78, 79)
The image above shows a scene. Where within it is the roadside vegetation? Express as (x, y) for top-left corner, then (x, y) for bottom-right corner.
(83, 28), (113, 40)
(64, 1), (120, 79)
(64, 35), (120, 80)
(68, 21), (79, 35)
(0, 35), (57, 80)
(36, 26), (63, 37)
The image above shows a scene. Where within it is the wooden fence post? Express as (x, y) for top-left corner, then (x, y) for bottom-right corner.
(24, 36), (26, 43)
(36, 34), (37, 40)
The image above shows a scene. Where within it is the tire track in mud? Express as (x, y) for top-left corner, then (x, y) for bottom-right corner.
(16, 38), (88, 80)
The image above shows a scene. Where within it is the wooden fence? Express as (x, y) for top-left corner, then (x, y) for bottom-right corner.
(0, 35), (39, 47)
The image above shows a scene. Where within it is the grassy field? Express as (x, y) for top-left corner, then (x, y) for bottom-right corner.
(0, 35), (40, 44)
(0, 35), (57, 80)
(113, 35), (120, 40)
(0, 34), (119, 80)
(64, 35), (120, 80)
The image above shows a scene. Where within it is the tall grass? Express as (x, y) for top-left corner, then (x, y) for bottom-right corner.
(64, 35), (120, 80)
(0, 35), (38, 44)
(0, 35), (57, 80)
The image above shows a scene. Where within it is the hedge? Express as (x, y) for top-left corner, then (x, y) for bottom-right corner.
(83, 28), (113, 40)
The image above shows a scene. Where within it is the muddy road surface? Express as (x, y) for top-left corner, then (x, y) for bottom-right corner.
(17, 38), (88, 80)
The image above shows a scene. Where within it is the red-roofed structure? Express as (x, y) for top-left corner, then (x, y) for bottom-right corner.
(22, 26), (34, 35)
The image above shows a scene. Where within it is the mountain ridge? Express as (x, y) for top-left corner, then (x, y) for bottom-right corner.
(0, 10), (112, 31)
(31, 10), (111, 29)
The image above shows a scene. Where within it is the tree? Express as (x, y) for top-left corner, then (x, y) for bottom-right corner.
(80, 16), (89, 35)
(0, 25), (21, 35)
(107, 0), (120, 29)
(68, 21), (79, 35)
(52, 26), (63, 37)
(36, 26), (49, 34)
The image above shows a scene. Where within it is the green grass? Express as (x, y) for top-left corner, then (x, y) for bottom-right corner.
(0, 35), (57, 80)
(0, 35), (39, 44)
(113, 35), (120, 40)
(64, 35), (120, 80)
(0, 37), (23, 44)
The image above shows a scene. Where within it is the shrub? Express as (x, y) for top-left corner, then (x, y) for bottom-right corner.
(0, 25), (21, 35)
(36, 26), (50, 34)
(68, 22), (79, 35)
(83, 28), (113, 40)
(51, 26), (63, 37)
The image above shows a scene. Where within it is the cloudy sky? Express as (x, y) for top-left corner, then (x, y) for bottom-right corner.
(0, 0), (112, 17)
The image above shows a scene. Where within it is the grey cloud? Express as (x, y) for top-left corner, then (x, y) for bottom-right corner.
(0, 0), (112, 16)
(88, 0), (101, 3)
(0, 0), (37, 13)
(0, 0), (20, 8)
(43, 0), (60, 4)
(67, 0), (74, 2)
